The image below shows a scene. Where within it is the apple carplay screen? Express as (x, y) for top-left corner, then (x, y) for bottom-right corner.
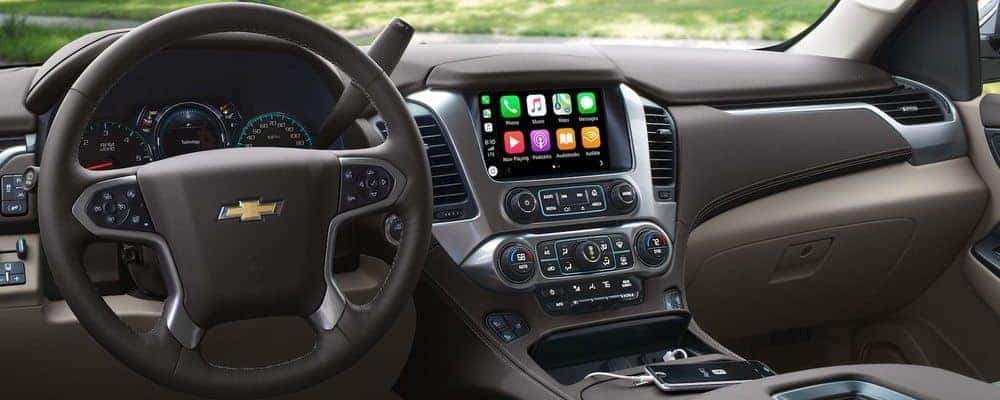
(478, 89), (612, 180)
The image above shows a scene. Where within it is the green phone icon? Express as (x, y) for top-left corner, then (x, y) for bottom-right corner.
(500, 95), (521, 118)
(577, 92), (597, 114)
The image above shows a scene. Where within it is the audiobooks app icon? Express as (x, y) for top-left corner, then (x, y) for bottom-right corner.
(556, 128), (576, 150)
(581, 126), (601, 149)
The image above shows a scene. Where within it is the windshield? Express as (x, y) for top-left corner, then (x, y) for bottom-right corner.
(0, 0), (834, 67)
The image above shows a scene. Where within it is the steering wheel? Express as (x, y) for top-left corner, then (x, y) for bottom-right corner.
(37, 3), (432, 398)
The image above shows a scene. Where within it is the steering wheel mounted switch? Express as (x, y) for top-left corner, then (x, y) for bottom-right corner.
(339, 165), (395, 212)
(86, 183), (154, 232)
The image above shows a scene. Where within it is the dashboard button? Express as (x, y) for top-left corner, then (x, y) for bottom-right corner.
(556, 242), (574, 259)
(610, 234), (630, 252)
(540, 260), (561, 277)
(537, 242), (556, 259)
(616, 253), (634, 268)
(559, 258), (578, 274)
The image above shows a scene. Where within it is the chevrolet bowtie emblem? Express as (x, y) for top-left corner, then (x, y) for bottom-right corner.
(218, 199), (283, 222)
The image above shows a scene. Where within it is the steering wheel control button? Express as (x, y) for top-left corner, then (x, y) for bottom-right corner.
(339, 165), (395, 212)
(497, 244), (536, 284)
(537, 276), (643, 315)
(610, 182), (637, 210)
(86, 183), (154, 232)
(485, 312), (530, 343)
(636, 229), (671, 266)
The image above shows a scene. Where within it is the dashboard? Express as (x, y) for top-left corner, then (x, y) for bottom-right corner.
(74, 48), (340, 170)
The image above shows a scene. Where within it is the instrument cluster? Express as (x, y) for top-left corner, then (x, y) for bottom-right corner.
(79, 99), (315, 170)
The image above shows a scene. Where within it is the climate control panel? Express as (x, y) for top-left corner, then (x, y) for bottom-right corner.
(505, 180), (638, 223)
(462, 222), (672, 294)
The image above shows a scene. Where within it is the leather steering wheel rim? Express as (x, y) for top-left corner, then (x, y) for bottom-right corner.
(37, 3), (432, 399)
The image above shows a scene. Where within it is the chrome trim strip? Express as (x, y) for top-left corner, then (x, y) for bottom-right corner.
(773, 380), (918, 400)
(70, 175), (204, 348)
(724, 76), (966, 165)
(407, 85), (677, 271)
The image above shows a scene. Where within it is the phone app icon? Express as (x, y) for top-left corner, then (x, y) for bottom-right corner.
(530, 129), (550, 152)
(526, 94), (546, 117)
(581, 126), (601, 149)
(552, 93), (572, 115)
(503, 131), (525, 154)
(556, 128), (576, 150)
(500, 95), (521, 118)
(480, 94), (491, 105)
(577, 92), (597, 114)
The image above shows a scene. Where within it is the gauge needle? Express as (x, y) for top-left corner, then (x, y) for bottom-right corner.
(86, 161), (114, 170)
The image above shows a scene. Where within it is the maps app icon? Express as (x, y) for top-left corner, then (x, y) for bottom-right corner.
(552, 93), (572, 115)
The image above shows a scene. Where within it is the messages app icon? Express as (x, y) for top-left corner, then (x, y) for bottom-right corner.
(577, 92), (597, 114)
(552, 93), (572, 115)
(500, 95), (521, 118)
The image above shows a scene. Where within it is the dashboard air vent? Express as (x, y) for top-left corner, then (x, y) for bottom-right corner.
(861, 87), (946, 125)
(643, 105), (675, 188)
(377, 115), (469, 206)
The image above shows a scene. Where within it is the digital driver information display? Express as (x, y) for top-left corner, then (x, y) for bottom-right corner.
(478, 89), (610, 180)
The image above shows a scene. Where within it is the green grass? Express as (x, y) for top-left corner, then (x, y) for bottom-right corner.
(0, 0), (833, 64)
(0, 14), (96, 64)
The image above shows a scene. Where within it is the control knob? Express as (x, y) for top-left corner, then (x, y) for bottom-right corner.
(635, 229), (671, 266)
(498, 244), (536, 283)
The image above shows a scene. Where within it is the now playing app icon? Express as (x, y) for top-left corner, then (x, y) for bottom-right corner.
(503, 131), (525, 155)
(530, 129), (550, 152)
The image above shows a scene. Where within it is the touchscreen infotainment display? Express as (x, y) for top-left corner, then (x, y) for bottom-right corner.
(477, 89), (610, 180)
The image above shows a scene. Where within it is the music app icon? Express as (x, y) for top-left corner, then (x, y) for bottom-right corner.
(526, 94), (547, 117)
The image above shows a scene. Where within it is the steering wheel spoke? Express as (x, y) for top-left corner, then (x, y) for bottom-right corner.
(70, 173), (206, 349)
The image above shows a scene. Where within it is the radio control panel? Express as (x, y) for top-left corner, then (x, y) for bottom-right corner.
(505, 180), (637, 223)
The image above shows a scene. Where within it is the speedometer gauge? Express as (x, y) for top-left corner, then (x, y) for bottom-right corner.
(237, 112), (313, 148)
(78, 121), (152, 170)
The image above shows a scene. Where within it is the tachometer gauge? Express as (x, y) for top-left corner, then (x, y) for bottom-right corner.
(155, 102), (227, 158)
(78, 121), (153, 170)
(237, 112), (313, 148)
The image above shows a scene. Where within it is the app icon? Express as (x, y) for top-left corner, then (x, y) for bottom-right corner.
(500, 95), (521, 118)
(484, 122), (493, 133)
(581, 126), (601, 149)
(577, 92), (597, 114)
(530, 129), (551, 152)
(480, 94), (491, 105)
(482, 109), (492, 119)
(526, 94), (547, 117)
(503, 131), (525, 154)
(552, 93), (572, 115)
(556, 128), (576, 150)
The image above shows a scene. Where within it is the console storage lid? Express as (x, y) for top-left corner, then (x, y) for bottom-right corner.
(581, 364), (999, 400)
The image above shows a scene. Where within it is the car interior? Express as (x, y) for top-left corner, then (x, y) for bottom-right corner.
(0, 0), (999, 399)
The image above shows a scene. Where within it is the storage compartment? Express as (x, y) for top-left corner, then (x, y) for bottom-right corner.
(530, 314), (714, 384)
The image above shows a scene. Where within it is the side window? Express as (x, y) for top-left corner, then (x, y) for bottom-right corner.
(982, 0), (1000, 92)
